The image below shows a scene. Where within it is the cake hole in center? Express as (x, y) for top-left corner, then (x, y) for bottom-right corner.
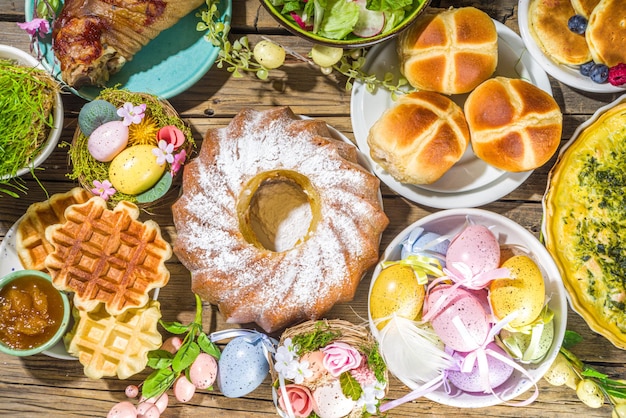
(249, 177), (312, 252)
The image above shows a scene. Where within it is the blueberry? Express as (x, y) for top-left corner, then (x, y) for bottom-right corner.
(568, 15), (588, 35)
(580, 61), (595, 77)
(589, 64), (609, 83)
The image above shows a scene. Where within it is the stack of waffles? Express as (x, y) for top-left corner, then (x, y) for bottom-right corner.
(15, 190), (171, 379)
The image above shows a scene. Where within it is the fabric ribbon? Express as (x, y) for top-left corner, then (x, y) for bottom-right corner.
(381, 254), (445, 285)
(452, 313), (540, 406)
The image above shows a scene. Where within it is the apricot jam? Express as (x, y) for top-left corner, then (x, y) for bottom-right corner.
(0, 275), (64, 350)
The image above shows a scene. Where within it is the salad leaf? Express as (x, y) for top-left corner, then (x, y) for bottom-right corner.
(367, 0), (414, 12)
(318, 0), (360, 39)
(382, 10), (406, 32)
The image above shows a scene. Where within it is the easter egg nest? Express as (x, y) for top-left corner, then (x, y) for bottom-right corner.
(67, 88), (195, 208)
(271, 319), (388, 418)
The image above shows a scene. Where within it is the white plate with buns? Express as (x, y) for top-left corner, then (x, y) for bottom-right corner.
(518, 0), (625, 93)
(350, 20), (548, 209)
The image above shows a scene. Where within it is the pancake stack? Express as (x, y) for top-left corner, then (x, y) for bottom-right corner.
(529, 0), (626, 69)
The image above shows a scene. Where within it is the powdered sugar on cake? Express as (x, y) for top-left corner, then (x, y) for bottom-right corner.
(172, 107), (388, 332)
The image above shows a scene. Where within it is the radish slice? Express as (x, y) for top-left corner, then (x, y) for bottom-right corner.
(352, 0), (385, 38)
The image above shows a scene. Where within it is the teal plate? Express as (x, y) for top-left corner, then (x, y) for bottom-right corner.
(25, 0), (232, 100)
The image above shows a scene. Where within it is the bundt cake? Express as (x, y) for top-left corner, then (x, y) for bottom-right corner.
(172, 107), (389, 332)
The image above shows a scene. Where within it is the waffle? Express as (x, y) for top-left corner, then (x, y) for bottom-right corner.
(64, 300), (162, 379)
(44, 196), (172, 315)
(16, 188), (92, 271)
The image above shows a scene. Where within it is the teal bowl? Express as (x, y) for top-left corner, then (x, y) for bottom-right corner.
(260, 0), (432, 48)
(0, 270), (70, 357)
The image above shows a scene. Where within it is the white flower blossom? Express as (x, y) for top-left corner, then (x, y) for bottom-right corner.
(292, 359), (313, 384)
(356, 380), (387, 414)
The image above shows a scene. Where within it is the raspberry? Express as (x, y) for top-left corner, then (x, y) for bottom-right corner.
(608, 63), (626, 86)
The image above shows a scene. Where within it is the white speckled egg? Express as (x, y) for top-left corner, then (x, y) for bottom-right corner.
(87, 120), (129, 162)
(190, 353), (218, 389)
(109, 145), (165, 195)
(313, 380), (356, 418)
(218, 336), (269, 398)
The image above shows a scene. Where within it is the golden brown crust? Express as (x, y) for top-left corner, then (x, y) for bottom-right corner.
(570, 0), (601, 17)
(528, 0), (592, 65)
(586, 0), (626, 67)
(367, 91), (470, 184)
(172, 107), (388, 333)
(52, 0), (205, 87)
(464, 77), (563, 172)
(397, 7), (498, 94)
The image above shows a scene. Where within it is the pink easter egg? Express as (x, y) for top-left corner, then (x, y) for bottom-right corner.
(189, 353), (218, 389)
(87, 120), (129, 162)
(446, 225), (500, 277)
(426, 285), (491, 352)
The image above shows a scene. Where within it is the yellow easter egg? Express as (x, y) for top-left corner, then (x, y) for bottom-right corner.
(489, 255), (546, 328)
(108, 145), (166, 195)
(369, 263), (425, 330)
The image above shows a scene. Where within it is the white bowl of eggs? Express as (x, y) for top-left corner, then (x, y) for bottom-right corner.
(368, 208), (567, 409)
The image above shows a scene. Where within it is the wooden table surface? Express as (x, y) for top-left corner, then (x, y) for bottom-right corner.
(1, 0), (625, 417)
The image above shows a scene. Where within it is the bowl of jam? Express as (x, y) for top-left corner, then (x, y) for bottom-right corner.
(0, 270), (70, 356)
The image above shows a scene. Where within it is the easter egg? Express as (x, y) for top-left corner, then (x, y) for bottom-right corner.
(88, 120), (129, 162)
(400, 227), (449, 263)
(109, 145), (165, 195)
(369, 264), (425, 330)
(218, 336), (269, 398)
(79, 99), (121, 136)
(446, 225), (500, 277)
(107, 401), (137, 418)
(500, 318), (555, 363)
(135, 402), (160, 418)
(313, 380), (356, 418)
(189, 353), (218, 389)
(301, 350), (327, 382)
(426, 285), (490, 352)
(447, 342), (514, 392)
(489, 255), (546, 328)
(173, 375), (196, 402)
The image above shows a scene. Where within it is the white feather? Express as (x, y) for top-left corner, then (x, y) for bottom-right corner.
(375, 315), (455, 389)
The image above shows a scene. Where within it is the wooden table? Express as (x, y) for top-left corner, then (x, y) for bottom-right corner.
(1, 1), (625, 416)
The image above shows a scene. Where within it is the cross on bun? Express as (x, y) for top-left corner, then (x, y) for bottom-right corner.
(367, 91), (470, 185)
(397, 6), (498, 94)
(464, 77), (562, 172)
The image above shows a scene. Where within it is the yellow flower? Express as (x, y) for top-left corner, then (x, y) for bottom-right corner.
(128, 115), (160, 146)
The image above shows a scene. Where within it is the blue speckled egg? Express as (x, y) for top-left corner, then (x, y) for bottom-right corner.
(217, 336), (269, 398)
(78, 99), (121, 136)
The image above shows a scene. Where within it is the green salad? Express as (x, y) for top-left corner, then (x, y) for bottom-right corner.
(270, 0), (425, 40)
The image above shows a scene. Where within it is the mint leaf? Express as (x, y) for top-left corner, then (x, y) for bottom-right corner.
(159, 320), (190, 335)
(173, 341), (200, 373)
(142, 367), (177, 399)
(147, 349), (174, 369)
(198, 332), (221, 359)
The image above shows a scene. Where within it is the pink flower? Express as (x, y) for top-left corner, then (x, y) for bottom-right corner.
(350, 358), (377, 386)
(170, 149), (187, 176)
(278, 384), (314, 418)
(17, 18), (50, 38)
(156, 125), (185, 149)
(91, 180), (116, 201)
(322, 342), (362, 377)
(117, 102), (146, 126)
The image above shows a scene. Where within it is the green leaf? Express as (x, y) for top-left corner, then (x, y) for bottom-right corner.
(159, 320), (190, 335)
(147, 349), (174, 369)
(339, 372), (363, 400)
(198, 333), (221, 359)
(173, 341), (200, 373)
(563, 330), (584, 349)
(142, 368), (177, 399)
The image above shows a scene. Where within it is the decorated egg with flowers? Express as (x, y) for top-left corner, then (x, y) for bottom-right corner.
(272, 319), (388, 418)
(68, 88), (195, 208)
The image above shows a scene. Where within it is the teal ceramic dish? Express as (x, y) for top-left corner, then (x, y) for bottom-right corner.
(24, 0), (232, 100)
(0, 270), (70, 357)
(260, 0), (431, 48)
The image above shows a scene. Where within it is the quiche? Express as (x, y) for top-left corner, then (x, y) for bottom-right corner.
(543, 99), (626, 349)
